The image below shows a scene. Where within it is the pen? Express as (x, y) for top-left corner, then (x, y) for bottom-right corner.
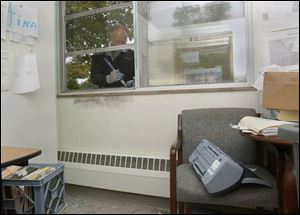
(104, 58), (126, 87)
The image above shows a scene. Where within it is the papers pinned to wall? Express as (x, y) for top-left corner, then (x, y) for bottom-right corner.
(12, 54), (40, 94)
(10, 32), (35, 46)
(5, 2), (38, 45)
(7, 2), (38, 38)
(263, 29), (299, 67)
(1, 1), (8, 40)
(2, 3), (40, 94)
(1, 50), (10, 91)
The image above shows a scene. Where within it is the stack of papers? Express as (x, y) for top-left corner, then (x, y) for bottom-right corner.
(231, 116), (296, 136)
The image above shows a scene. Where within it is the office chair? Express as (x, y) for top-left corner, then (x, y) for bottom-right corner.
(170, 108), (278, 213)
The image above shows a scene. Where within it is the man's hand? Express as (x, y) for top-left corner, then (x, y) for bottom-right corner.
(126, 80), (135, 87)
(106, 70), (125, 84)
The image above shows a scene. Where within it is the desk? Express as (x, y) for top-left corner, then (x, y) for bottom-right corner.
(1, 146), (41, 168)
(240, 132), (298, 213)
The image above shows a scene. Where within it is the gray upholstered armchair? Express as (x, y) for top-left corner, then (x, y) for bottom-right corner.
(170, 108), (278, 213)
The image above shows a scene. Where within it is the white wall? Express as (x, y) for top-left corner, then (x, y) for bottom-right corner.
(1, 1), (57, 163)
(57, 92), (259, 157)
(57, 91), (259, 197)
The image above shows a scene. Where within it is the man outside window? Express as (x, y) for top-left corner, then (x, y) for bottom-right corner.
(91, 24), (135, 88)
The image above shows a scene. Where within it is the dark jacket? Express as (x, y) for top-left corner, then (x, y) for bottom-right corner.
(90, 50), (134, 88)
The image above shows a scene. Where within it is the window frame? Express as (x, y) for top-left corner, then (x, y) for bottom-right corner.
(57, 1), (254, 96)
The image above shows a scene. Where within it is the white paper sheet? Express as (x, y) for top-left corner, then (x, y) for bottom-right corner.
(1, 1), (8, 40)
(1, 50), (10, 91)
(10, 32), (34, 46)
(12, 54), (40, 94)
(7, 2), (38, 37)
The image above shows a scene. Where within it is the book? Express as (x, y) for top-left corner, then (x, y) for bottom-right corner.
(22, 166), (55, 180)
(1, 166), (23, 179)
(9, 166), (39, 180)
(239, 116), (296, 136)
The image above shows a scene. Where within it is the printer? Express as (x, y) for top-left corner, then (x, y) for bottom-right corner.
(189, 139), (272, 195)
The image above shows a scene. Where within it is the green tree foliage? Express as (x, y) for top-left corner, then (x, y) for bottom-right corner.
(173, 1), (231, 26)
(65, 1), (133, 90)
(66, 1), (128, 15)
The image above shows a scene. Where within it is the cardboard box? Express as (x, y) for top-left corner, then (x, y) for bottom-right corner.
(263, 72), (299, 111)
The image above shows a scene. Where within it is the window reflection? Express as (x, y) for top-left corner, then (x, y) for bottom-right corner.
(145, 1), (247, 87)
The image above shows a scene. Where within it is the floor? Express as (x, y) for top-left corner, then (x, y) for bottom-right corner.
(63, 185), (262, 214)
(64, 184), (170, 214)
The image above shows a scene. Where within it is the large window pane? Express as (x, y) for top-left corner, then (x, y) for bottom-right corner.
(144, 1), (247, 87)
(66, 7), (133, 52)
(63, 1), (134, 92)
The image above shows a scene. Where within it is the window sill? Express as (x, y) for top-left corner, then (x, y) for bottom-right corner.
(57, 85), (257, 98)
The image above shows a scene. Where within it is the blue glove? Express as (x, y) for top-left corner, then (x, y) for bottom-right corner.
(106, 70), (124, 84)
(126, 80), (135, 87)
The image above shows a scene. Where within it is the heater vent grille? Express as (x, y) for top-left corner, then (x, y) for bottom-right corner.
(58, 151), (170, 172)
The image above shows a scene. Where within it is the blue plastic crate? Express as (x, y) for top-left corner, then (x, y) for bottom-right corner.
(2, 163), (65, 214)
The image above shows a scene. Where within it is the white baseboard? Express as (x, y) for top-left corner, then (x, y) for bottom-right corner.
(63, 163), (170, 198)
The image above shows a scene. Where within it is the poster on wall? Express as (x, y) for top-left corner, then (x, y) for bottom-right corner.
(1, 1), (8, 40)
(263, 29), (299, 67)
(12, 54), (40, 94)
(7, 2), (38, 38)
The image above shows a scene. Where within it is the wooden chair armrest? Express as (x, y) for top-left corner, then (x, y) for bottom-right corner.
(170, 114), (183, 165)
(170, 114), (183, 214)
(170, 138), (182, 167)
(170, 135), (182, 155)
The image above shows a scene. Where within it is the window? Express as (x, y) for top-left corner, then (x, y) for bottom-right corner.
(59, 1), (252, 94)
(139, 1), (249, 87)
(61, 1), (134, 91)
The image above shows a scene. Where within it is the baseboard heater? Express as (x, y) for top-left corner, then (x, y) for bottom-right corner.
(57, 150), (170, 172)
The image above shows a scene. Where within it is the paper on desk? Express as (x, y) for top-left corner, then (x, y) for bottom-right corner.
(12, 54), (40, 94)
(230, 123), (259, 135)
(253, 64), (299, 91)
